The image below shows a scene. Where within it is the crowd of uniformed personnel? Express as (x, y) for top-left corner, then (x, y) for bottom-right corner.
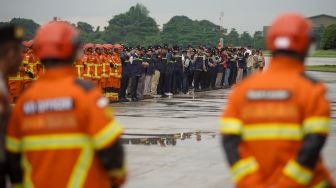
(7, 41), (266, 103)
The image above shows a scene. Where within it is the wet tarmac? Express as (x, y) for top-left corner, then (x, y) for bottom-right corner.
(111, 70), (336, 188)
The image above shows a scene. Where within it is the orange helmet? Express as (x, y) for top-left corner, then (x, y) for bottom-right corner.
(83, 43), (94, 50)
(103, 44), (113, 50)
(33, 21), (80, 60)
(267, 13), (313, 54)
(113, 44), (123, 50)
(23, 40), (33, 48)
(95, 44), (103, 49)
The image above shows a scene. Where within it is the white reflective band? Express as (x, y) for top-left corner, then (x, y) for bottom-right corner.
(219, 118), (243, 135)
(303, 117), (331, 135)
(242, 124), (303, 141)
(283, 160), (313, 185)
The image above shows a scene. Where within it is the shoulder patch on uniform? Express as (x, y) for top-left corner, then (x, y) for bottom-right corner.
(246, 90), (291, 100)
(301, 73), (320, 84)
(74, 79), (95, 92)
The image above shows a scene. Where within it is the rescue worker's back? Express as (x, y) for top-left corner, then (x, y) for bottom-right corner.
(6, 21), (126, 188)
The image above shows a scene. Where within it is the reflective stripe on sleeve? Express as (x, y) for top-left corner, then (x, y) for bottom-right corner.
(22, 155), (34, 188)
(230, 157), (259, 182)
(108, 162), (127, 179)
(11, 183), (23, 188)
(312, 180), (329, 188)
(219, 118), (243, 135)
(303, 117), (331, 135)
(283, 160), (313, 185)
(92, 120), (123, 150)
(242, 124), (303, 141)
(6, 136), (21, 153)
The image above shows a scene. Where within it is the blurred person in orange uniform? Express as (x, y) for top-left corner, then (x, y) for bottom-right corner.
(7, 41), (27, 103)
(109, 44), (123, 101)
(93, 44), (104, 87)
(100, 44), (111, 91)
(220, 13), (335, 188)
(73, 44), (86, 80)
(82, 43), (95, 82)
(6, 21), (126, 188)
(101, 44), (113, 99)
(22, 40), (36, 90)
(0, 24), (24, 188)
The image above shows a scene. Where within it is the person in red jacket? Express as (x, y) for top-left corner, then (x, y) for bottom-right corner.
(6, 21), (126, 188)
(220, 13), (335, 188)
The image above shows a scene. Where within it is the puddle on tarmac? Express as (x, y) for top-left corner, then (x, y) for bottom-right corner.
(121, 131), (217, 147)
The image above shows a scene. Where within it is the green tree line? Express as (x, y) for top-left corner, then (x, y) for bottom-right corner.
(1, 3), (335, 50)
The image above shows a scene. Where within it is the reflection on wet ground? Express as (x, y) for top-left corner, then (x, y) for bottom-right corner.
(122, 131), (216, 146)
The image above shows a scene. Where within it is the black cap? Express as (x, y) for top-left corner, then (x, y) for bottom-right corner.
(0, 24), (24, 44)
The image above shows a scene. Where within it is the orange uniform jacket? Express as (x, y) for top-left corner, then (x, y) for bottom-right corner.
(6, 66), (125, 188)
(220, 56), (334, 188)
(22, 52), (37, 90)
(7, 61), (25, 101)
(101, 53), (111, 89)
(83, 53), (95, 81)
(111, 53), (122, 89)
(74, 58), (85, 79)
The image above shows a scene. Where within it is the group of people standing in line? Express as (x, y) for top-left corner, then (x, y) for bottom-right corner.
(8, 42), (266, 103)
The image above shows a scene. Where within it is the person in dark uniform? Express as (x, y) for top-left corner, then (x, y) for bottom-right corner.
(150, 45), (162, 97)
(129, 48), (142, 101)
(164, 47), (174, 96)
(157, 45), (168, 96)
(193, 47), (205, 92)
(173, 46), (183, 94)
(187, 48), (196, 89)
(207, 49), (217, 90)
(199, 47), (208, 91)
(118, 47), (131, 102)
(228, 51), (237, 86)
(143, 48), (154, 98)
(0, 24), (24, 188)
(181, 50), (190, 94)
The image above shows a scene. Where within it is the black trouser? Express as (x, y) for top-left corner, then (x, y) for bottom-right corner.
(221, 69), (226, 86)
(164, 71), (173, 93)
(173, 71), (182, 94)
(200, 71), (207, 90)
(229, 67), (237, 85)
(242, 67), (247, 78)
(193, 70), (202, 90)
(209, 68), (217, 88)
(119, 74), (130, 99)
(130, 75), (139, 99)
(182, 73), (189, 94)
(188, 71), (194, 88)
(158, 72), (165, 95)
(0, 162), (5, 188)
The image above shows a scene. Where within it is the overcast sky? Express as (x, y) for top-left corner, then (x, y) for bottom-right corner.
(1, 0), (335, 34)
